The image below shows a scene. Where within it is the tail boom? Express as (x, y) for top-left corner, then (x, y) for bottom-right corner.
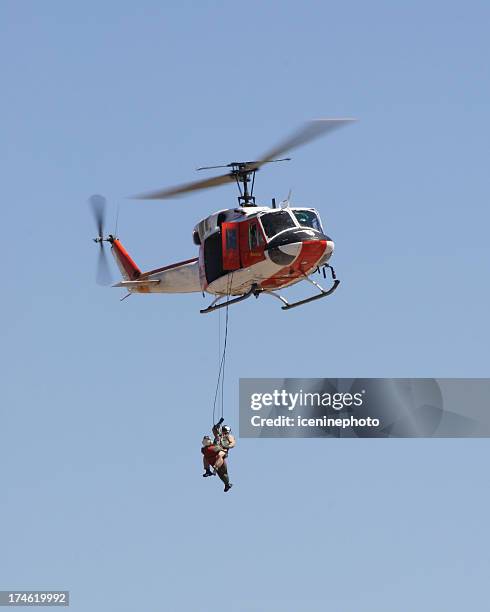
(111, 238), (201, 294)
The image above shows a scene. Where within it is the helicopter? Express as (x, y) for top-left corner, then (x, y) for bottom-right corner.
(90, 118), (355, 313)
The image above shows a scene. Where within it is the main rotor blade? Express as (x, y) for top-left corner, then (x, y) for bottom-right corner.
(132, 118), (356, 200)
(132, 172), (236, 200)
(251, 118), (357, 170)
(89, 194), (107, 237)
(96, 243), (112, 286)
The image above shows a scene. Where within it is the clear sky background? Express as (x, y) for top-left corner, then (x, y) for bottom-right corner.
(1, 2), (489, 611)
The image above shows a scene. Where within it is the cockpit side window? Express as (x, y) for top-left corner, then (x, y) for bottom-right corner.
(259, 211), (296, 238)
(293, 210), (322, 232)
(249, 220), (264, 249)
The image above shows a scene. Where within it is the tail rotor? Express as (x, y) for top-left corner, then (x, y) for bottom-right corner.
(89, 194), (113, 286)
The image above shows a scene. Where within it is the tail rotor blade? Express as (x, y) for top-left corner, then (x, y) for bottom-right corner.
(89, 194), (113, 285)
(89, 194), (107, 237)
(96, 242), (112, 286)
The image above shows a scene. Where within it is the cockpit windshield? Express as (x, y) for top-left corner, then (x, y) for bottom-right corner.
(293, 210), (322, 232)
(259, 210), (296, 238)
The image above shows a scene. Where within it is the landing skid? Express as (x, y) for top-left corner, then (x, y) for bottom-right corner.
(263, 278), (340, 310)
(200, 265), (340, 314)
(200, 284), (259, 314)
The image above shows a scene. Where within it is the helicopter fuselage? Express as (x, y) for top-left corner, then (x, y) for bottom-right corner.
(111, 204), (334, 301)
(196, 205), (334, 296)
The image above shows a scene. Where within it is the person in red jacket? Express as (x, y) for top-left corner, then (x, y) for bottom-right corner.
(201, 436), (223, 474)
(201, 433), (233, 492)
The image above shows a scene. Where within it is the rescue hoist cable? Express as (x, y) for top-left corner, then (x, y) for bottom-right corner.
(212, 274), (233, 425)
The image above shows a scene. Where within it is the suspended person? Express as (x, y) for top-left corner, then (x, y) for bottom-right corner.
(213, 418), (235, 491)
(201, 436), (221, 476)
(201, 435), (232, 492)
(201, 432), (233, 493)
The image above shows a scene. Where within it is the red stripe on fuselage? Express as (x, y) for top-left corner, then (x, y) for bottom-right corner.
(260, 240), (326, 290)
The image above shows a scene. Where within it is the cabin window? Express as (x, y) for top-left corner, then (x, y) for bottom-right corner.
(226, 227), (238, 250)
(293, 210), (322, 232)
(259, 211), (295, 238)
(204, 232), (225, 283)
(249, 222), (263, 249)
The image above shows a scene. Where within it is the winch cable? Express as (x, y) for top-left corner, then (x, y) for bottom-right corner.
(212, 274), (233, 426)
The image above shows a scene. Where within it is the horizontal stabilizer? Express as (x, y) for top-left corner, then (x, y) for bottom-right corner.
(112, 279), (161, 288)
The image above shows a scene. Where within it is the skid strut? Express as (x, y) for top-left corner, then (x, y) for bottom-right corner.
(262, 264), (340, 310)
(200, 284), (260, 314)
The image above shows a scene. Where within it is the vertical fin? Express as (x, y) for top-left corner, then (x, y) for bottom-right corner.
(111, 239), (141, 281)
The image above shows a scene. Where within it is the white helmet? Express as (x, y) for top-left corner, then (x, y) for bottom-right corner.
(202, 436), (212, 447)
(222, 425), (231, 434)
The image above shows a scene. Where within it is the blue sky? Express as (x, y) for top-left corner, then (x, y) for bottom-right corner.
(1, 2), (489, 611)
